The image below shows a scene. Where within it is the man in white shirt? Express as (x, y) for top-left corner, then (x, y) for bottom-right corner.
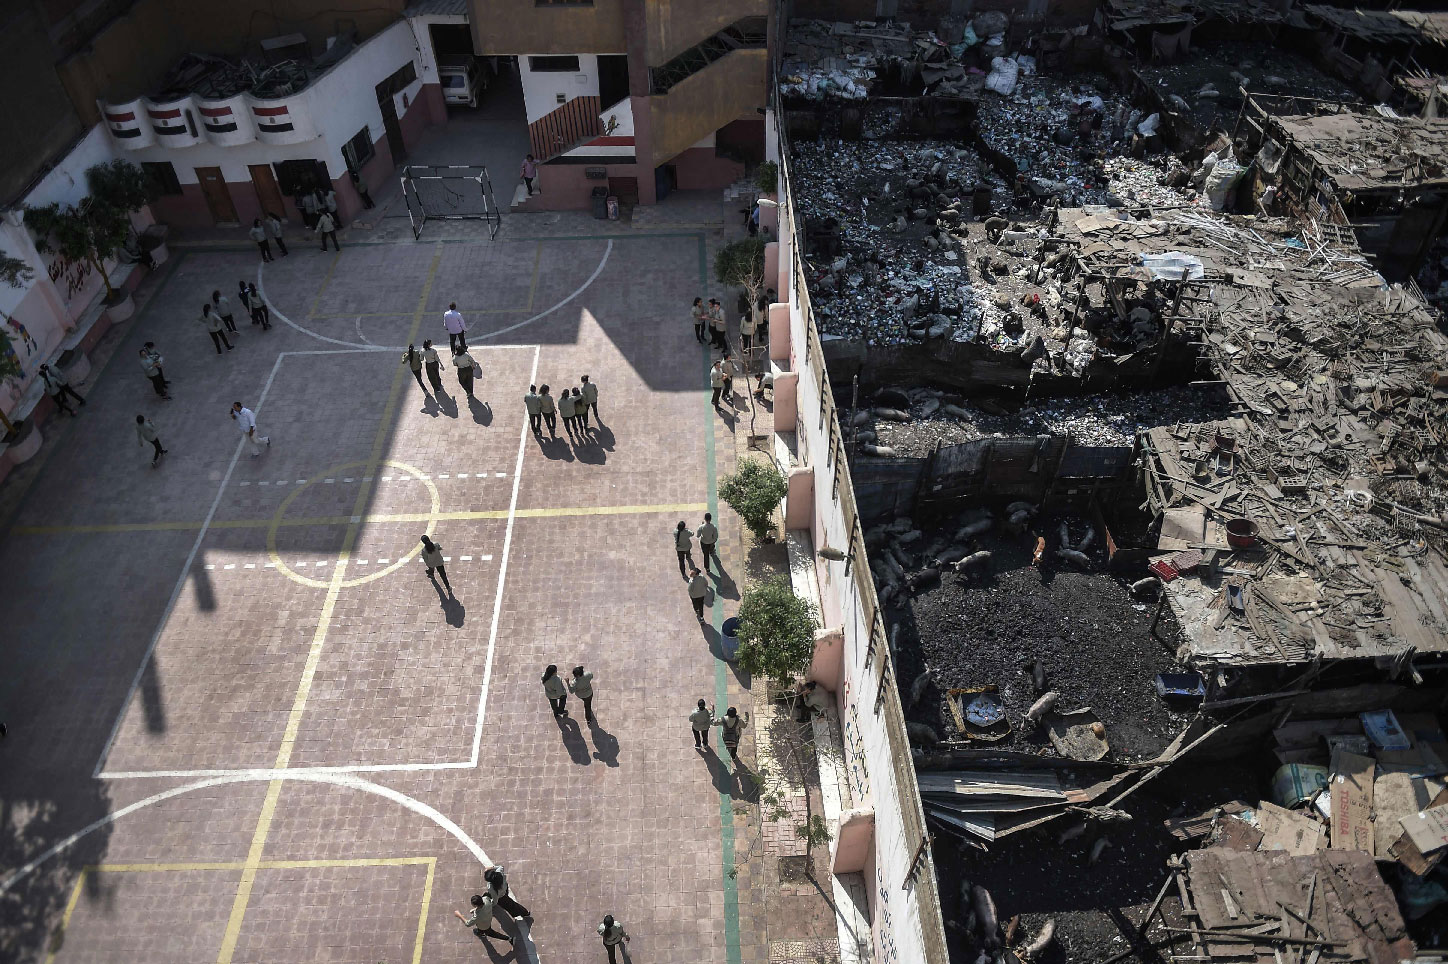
(696, 513), (719, 573)
(443, 302), (467, 352)
(230, 402), (271, 457)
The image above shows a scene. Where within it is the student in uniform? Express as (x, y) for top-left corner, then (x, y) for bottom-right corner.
(420, 534), (451, 594)
(581, 374), (599, 423)
(135, 415), (167, 466)
(692, 296), (707, 343)
(571, 387), (588, 432)
(597, 915), (630, 964)
(422, 340), (445, 395)
(710, 359), (725, 410)
(454, 893), (513, 946)
(300, 190), (320, 229)
(524, 384), (542, 435)
(265, 212), (288, 256)
(451, 346), (476, 399)
(568, 666), (596, 724)
(721, 353), (735, 405)
(708, 298), (726, 349)
(538, 385), (557, 438)
(247, 283), (270, 329)
(212, 290), (238, 334)
(201, 304), (232, 354)
(674, 520), (695, 578)
(715, 707), (750, 763)
(403, 344), (426, 394)
(139, 346), (170, 399)
(696, 513), (719, 573)
(484, 866), (530, 921)
(315, 211), (339, 251)
(557, 386), (577, 439)
(248, 218), (273, 262)
(542, 664), (568, 717)
(688, 566), (709, 620)
(690, 698), (714, 748)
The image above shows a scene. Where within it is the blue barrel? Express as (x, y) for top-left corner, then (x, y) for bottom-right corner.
(721, 617), (741, 661)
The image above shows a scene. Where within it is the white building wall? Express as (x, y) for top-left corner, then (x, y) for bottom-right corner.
(407, 13), (465, 87)
(518, 53), (603, 123)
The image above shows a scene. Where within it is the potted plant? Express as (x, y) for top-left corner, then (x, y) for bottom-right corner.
(91, 159), (167, 265)
(718, 457), (788, 543)
(0, 253), (42, 460)
(735, 576), (819, 692)
(755, 160), (779, 196)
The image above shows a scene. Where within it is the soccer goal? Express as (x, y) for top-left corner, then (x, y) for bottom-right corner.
(400, 165), (502, 240)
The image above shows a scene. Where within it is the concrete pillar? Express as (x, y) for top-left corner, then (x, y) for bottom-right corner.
(832, 808), (876, 875)
(763, 241), (779, 296)
(786, 465), (813, 530)
(773, 370), (797, 432)
(809, 625), (844, 693)
(622, 0), (658, 205)
(760, 197), (778, 235)
(768, 303), (790, 363)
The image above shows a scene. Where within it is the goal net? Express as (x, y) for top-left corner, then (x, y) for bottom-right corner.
(400, 165), (502, 240)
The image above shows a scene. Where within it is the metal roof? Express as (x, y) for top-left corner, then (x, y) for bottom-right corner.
(404, 0), (469, 19)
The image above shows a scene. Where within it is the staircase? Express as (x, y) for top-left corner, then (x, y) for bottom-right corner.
(527, 95), (602, 163)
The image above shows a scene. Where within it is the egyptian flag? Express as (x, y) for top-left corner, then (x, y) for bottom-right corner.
(104, 108), (142, 139)
(253, 104), (294, 134)
(199, 104), (238, 134)
(148, 106), (188, 136)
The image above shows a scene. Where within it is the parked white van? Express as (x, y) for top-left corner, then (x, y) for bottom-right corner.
(439, 59), (485, 108)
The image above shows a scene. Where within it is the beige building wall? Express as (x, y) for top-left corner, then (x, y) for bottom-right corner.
(468, 0), (627, 55)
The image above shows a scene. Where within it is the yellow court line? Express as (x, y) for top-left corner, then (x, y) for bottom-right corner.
(413, 857), (436, 964)
(13, 502), (710, 535)
(45, 872), (88, 964)
(306, 251), (343, 317)
(527, 241), (542, 310)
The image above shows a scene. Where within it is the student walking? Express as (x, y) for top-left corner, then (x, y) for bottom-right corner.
(688, 566), (709, 620)
(708, 298), (726, 349)
(484, 866), (531, 921)
(443, 303), (468, 352)
(697, 513), (719, 573)
(570, 387), (588, 432)
(266, 212), (288, 256)
(212, 290), (238, 334)
(710, 359), (726, 410)
(721, 353), (735, 404)
(323, 188), (339, 225)
(135, 415), (167, 467)
(674, 520), (695, 578)
(539, 385), (557, 438)
(568, 666), (596, 724)
(521, 153), (538, 195)
(38, 364), (84, 414)
(690, 698), (715, 748)
(246, 283), (271, 329)
(740, 306), (757, 354)
(423, 340), (445, 395)
(581, 374), (599, 422)
(421, 534), (451, 594)
(715, 707), (750, 763)
(231, 402), (270, 457)
(300, 190), (319, 228)
(202, 305), (233, 353)
(524, 385), (542, 435)
(315, 211), (339, 251)
(139, 345), (170, 399)
(248, 218), (274, 262)
(349, 170), (374, 209)
(692, 297), (707, 343)
(542, 664), (568, 717)
(454, 893), (513, 946)
(598, 915), (631, 964)
(557, 387), (577, 440)
(404, 344), (427, 393)
(452, 347), (477, 399)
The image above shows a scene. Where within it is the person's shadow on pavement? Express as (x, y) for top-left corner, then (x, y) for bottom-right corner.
(469, 396), (492, 426)
(437, 392), (459, 420)
(575, 431), (606, 465)
(589, 720), (620, 767)
(712, 566), (739, 601)
(591, 423), (616, 452)
(421, 393), (444, 418)
(538, 436), (575, 461)
(432, 580), (466, 626)
(556, 714), (591, 765)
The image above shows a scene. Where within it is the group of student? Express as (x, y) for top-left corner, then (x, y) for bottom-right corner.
(199, 284), (273, 354)
(523, 380), (599, 441)
(404, 341), (483, 400)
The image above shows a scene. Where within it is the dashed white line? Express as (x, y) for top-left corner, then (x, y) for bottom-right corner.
(459, 555), (472, 561)
(223, 564), (236, 570)
(324, 478), (336, 484)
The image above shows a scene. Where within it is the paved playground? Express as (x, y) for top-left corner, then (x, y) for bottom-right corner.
(0, 210), (767, 964)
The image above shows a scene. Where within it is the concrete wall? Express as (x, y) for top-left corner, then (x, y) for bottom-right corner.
(769, 108), (950, 964)
(0, 3), (87, 208)
(519, 53), (607, 123)
(468, 0), (627, 56)
(646, 0), (767, 66)
(648, 48), (768, 166)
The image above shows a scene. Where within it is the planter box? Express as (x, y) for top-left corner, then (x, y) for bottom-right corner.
(147, 241), (170, 266)
(103, 291), (135, 324)
(2, 420), (42, 465)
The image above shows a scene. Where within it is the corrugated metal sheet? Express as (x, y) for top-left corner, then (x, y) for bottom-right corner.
(404, 0), (469, 18)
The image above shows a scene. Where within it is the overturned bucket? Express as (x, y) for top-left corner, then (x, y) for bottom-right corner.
(1225, 518), (1259, 549)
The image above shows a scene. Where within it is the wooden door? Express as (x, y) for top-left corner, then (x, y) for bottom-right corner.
(195, 167), (238, 224)
(378, 95), (406, 165)
(249, 164), (285, 219)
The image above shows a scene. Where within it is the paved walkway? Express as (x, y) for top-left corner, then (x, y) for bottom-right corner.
(0, 202), (790, 964)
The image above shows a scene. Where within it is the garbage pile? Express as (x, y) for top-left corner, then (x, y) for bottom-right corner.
(792, 138), (1010, 346)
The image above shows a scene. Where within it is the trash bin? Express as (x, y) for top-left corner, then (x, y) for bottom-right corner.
(721, 617), (741, 662)
(591, 186), (608, 220)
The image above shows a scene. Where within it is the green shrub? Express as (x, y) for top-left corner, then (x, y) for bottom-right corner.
(755, 161), (779, 195)
(719, 458), (787, 541)
(714, 238), (766, 289)
(736, 576), (818, 688)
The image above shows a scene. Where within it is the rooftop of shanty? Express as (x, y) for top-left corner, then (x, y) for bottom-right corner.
(1304, 5), (1448, 48)
(1103, 0), (1297, 33)
(1057, 204), (1448, 665)
(1252, 100), (1448, 194)
(779, 18), (990, 105)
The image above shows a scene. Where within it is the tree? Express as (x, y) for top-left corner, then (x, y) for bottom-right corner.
(24, 160), (154, 302)
(718, 458), (787, 542)
(88, 159), (155, 215)
(736, 576), (818, 689)
(0, 253), (35, 435)
(715, 238), (766, 291)
(754, 160), (778, 195)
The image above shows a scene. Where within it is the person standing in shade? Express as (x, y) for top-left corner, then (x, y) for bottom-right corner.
(452, 346), (477, 400)
(690, 698), (715, 749)
(692, 296), (707, 343)
(484, 866), (530, 921)
(238, 280), (254, 323)
(248, 218), (273, 262)
(300, 190), (319, 229)
(423, 340), (445, 395)
(539, 385), (557, 438)
(721, 352), (735, 405)
(521, 153), (538, 195)
(570, 387), (588, 432)
(524, 385), (542, 435)
(443, 303), (467, 352)
(557, 386), (577, 440)
(420, 534), (451, 594)
(38, 364), (84, 415)
(315, 211), (339, 251)
(569, 666), (596, 724)
(247, 282), (271, 329)
(320, 188), (339, 227)
(349, 170), (374, 209)
(688, 566), (709, 620)
(674, 520), (695, 578)
(708, 298), (726, 350)
(710, 359), (725, 411)
(135, 415), (167, 467)
(696, 513), (719, 573)
(139, 344), (170, 399)
(231, 401), (270, 457)
(598, 915), (630, 964)
(740, 304), (757, 354)
(202, 304), (232, 354)
(265, 212), (288, 256)
(403, 344), (427, 394)
(454, 893), (513, 946)
(542, 664), (568, 717)
(715, 707), (750, 763)
(212, 290), (238, 334)
(581, 374), (599, 423)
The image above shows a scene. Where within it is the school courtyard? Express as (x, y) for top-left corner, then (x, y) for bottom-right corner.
(0, 202), (785, 964)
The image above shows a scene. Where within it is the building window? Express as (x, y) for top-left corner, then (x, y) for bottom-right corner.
(141, 162), (182, 196)
(342, 127), (375, 172)
(376, 61), (418, 100)
(529, 55), (582, 72)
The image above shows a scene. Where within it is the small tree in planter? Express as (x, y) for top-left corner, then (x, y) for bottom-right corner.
(25, 160), (154, 305)
(90, 159), (163, 260)
(0, 253), (35, 437)
(736, 576), (818, 691)
(718, 457), (787, 543)
(754, 160), (778, 196)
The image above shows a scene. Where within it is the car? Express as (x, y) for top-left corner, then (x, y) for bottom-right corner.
(439, 59), (485, 108)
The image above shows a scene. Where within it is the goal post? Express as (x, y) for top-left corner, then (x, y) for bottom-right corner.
(399, 165), (502, 240)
